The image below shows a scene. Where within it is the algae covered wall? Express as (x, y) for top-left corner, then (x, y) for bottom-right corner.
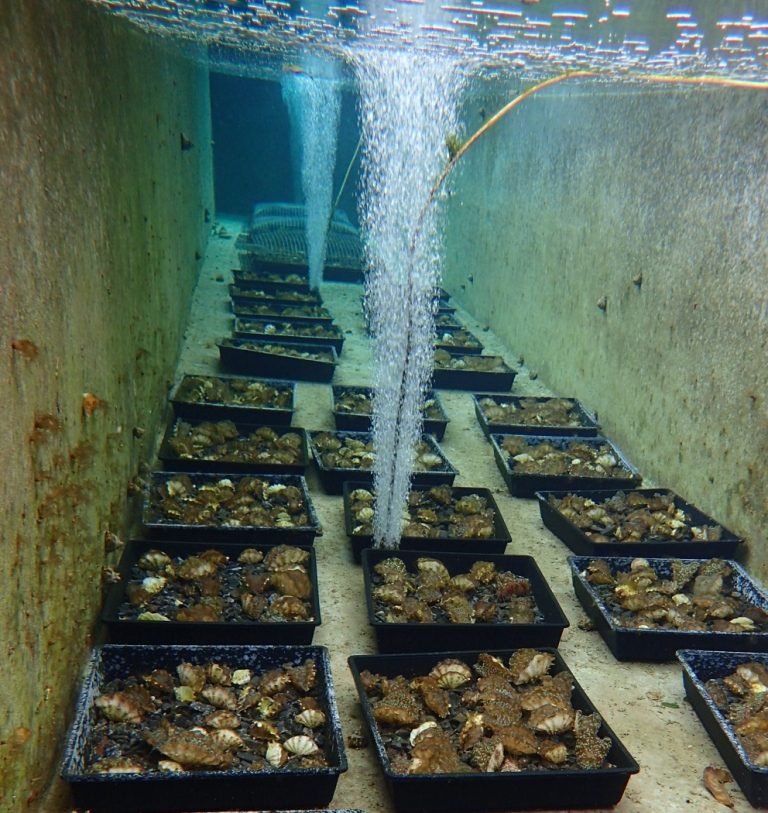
(0, 0), (213, 808)
(444, 84), (768, 572)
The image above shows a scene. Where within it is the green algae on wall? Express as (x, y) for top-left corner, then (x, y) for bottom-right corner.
(0, 0), (213, 809)
(443, 83), (768, 576)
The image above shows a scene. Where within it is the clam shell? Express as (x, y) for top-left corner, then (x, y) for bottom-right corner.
(265, 741), (287, 768)
(295, 709), (326, 729)
(284, 735), (320, 756)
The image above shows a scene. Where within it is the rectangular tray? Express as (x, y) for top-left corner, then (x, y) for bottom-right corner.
(678, 649), (768, 808)
(343, 481), (511, 563)
(434, 326), (483, 355)
(233, 318), (344, 354)
(170, 374), (295, 426)
(570, 555), (768, 661)
(229, 294), (335, 324)
(348, 648), (638, 812)
(218, 338), (337, 383)
(474, 395), (600, 438)
(230, 274), (323, 303)
(331, 385), (449, 440)
(102, 539), (320, 644)
(237, 250), (313, 279)
(361, 549), (568, 652)
(230, 266), (311, 293)
(157, 419), (310, 475)
(537, 487), (743, 559)
(434, 313), (463, 330)
(309, 431), (457, 496)
(142, 471), (322, 544)
(432, 353), (516, 392)
(61, 644), (346, 813)
(491, 433), (641, 498)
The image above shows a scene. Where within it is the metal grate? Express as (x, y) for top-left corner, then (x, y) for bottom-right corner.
(250, 203), (354, 232)
(245, 219), (362, 269)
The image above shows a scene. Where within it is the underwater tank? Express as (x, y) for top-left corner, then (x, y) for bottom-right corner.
(1, 0), (767, 811)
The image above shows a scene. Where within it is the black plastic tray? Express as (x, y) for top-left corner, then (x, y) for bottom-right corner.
(361, 549), (568, 652)
(537, 487), (743, 558)
(158, 419), (310, 475)
(229, 295), (335, 324)
(230, 274), (323, 302)
(142, 471), (322, 544)
(230, 266), (311, 293)
(61, 644), (346, 812)
(309, 431), (457, 495)
(331, 386), (449, 440)
(434, 313), (463, 329)
(237, 251), (314, 280)
(343, 482), (511, 563)
(432, 353), (516, 392)
(474, 395), (599, 438)
(570, 555), (768, 661)
(102, 540), (320, 644)
(348, 648), (638, 812)
(218, 338), (337, 383)
(170, 374), (295, 426)
(491, 433), (641, 498)
(234, 318), (345, 355)
(434, 326), (483, 355)
(678, 649), (768, 807)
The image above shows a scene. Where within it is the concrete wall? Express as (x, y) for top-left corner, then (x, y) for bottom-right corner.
(0, 1), (213, 808)
(444, 83), (768, 573)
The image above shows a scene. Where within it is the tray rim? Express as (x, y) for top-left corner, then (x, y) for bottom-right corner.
(218, 337), (338, 366)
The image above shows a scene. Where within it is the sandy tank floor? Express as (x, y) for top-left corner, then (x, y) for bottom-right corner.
(171, 216), (751, 813)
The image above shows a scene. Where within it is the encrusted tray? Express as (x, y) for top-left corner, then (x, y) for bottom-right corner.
(61, 644), (346, 812)
(537, 487), (743, 558)
(102, 540), (320, 645)
(218, 338), (337, 383)
(343, 481), (510, 563)
(361, 548), (568, 652)
(348, 648), (638, 812)
(570, 555), (768, 661)
(490, 433), (641, 498)
(474, 395), (599, 439)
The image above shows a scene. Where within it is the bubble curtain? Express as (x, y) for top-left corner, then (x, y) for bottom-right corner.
(280, 56), (341, 289)
(353, 48), (466, 548)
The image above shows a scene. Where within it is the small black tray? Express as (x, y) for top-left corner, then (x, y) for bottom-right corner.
(570, 555), (768, 661)
(343, 481), (511, 563)
(434, 313), (464, 329)
(474, 395), (599, 439)
(434, 326), (483, 355)
(218, 338), (337, 383)
(491, 433), (641, 498)
(361, 549), (568, 652)
(142, 471), (322, 544)
(158, 419), (310, 475)
(331, 386), (449, 440)
(348, 648), (638, 812)
(170, 374), (295, 426)
(230, 274), (323, 303)
(234, 318), (344, 355)
(309, 431), (457, 496)
(61, 644), (346, 812)
(432, 352), (516, 392)
(678, 649), (768, 808)
(231, 265), (311, 293)
(229, 294), (335, 324)
(537, 487), (743, 558)
(102, 540), (321, 644)
(237, 251), (314, 280)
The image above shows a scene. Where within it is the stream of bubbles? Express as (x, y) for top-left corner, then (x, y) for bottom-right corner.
(353, 48), (467, 548)
(280, 55), (341, 289)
